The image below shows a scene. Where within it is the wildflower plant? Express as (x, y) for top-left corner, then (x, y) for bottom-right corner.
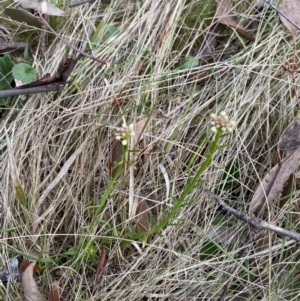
(210, 111), (235, 134)
(115, 123), (135, 146)
(132, 112), (235, 241)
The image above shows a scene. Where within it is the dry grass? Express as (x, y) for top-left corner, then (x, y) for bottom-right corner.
(1, 0), (300, 300)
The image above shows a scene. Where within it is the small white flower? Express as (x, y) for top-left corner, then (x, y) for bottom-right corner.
(210, 111), (234, 134)
(211, 126), (217, 133)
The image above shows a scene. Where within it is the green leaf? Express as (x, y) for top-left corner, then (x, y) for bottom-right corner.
(199, 240), (220, 260)
(15, 185), (27, 206)
(91, 20), (105, 44)
(12, 63), (37, 84)
(212, 212), (230, 226)
(64, 247), (79, 257)
(38, 257), (56, 264)
(176, 57), (199, 70)
(0, 54), (15, 90)
(105, 24), (120, 38)
(23, 44), (29, 62)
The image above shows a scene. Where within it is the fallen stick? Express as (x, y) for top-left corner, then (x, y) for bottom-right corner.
(0, 84), (63, 98)
(204, 189), (300, 242)
(0, 54), (83, 99)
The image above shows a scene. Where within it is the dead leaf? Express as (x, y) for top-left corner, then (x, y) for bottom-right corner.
(0, 38), (27, 51)
(278, 116), (300, 150)
(48, 288), (60, 301)
(279, 174), (294, 208)
(14, 0), (65, 16)
(194, 25), (221, 60)
(95, 248), (108, 280)
(206, 226), (245, 245)
(109, 140), (122, 178)
(133, 118), (150, 146)
(249, 147), (300, 215)
(4, 8), (43, 28)
(20, 260), (44, 274)
(134, 198), (155, 232)
(215, 0), (255, 42)
(278, 0), (300, 39)
(22, 262), (45, 301)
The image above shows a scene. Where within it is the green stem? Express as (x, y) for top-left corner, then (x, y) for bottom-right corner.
(132, 130), (221, 240)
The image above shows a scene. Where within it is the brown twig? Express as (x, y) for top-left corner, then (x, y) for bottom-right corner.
(204, 189), (300, 242)
(0, 84), (63, 98)
(61, 53), (84, 81)
(38, 11), (109, 67)
(0, 54), (83, 99)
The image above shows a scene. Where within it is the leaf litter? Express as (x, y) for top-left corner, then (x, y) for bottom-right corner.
(215, 0), (255, 42)
(278, 116), (300, 151)
(278, 0), (300, 39)
(48, 289), (60, 301)
(134, 197), (155, 232)
(109, 140), (123, 178)
(95, 248), (109, 280)
(13, 0), (65, 16)
(249, 147), (300, 215)
(277, 0), (300, 105)
(22, 262), (45, 301)
(4, 8), (43, 28)
(193, 25), (221, 61)
(2, 0), (300, 300)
